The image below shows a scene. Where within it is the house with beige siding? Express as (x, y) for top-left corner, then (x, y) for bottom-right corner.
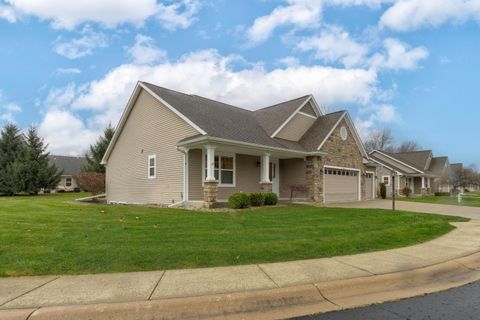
(370, 150), (455, 196)
(48, 155), (86, 192)
(102, 81), (378, 207)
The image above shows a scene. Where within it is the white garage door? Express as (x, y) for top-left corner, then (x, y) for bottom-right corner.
(324, 168), (359, 202)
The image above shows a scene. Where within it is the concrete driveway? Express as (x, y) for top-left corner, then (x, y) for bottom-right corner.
(326, 200), (480, 220)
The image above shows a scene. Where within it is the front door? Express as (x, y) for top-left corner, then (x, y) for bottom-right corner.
(269, 159), (279, 195)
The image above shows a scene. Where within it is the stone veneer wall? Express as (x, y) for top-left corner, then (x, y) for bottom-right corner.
(306, 118), (373, 202)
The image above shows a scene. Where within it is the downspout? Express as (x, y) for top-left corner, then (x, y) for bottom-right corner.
(169, 146), (188, 208)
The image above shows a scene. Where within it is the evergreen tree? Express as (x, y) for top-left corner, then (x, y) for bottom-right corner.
(23, 127), (62, 194)
(82, 124), (114, 173)
(0, 124), (26, 195)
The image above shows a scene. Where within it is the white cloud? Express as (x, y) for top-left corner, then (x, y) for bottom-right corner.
(4, 0), (158, 30)
(0, 91), (22, 123)
(38, 110), (99, 156)
(297, 27), (428, 71)
(127, 34), (166, 65)
(245, 0), (323, 45)
(53, 26), (107, 59)
(40, 48), (407, 154)
(380, 0), (480, 31)
(71, 49), (378, 131)
(56, 67), (81, 75)
(297, 25), (369, 68)
(355, 103), (399, 138)
(0, 4), (16, 22)
(156, 0), (201, 30)
(2, 0), (201, 30)
(325, 0), (392, 8)
(370, 38), (428, 71)
(276, 56), (300, 67)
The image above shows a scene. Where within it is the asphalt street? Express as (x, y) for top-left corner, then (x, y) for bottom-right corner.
(292, 281), (480, 320)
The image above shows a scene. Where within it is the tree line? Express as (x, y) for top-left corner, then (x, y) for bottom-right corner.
(0, 123), (114, 196)
(0, 124), (61, 195)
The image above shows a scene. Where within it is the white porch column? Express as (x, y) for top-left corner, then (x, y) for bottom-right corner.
(205, 145), (216, 181)
(261, 153), (271, 183)
(421, 177), (425, 189)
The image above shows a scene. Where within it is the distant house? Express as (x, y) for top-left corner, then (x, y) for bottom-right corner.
(371, 150), (455, 196)
(48, 155), (87, 192)
(101, 81), (379, 207)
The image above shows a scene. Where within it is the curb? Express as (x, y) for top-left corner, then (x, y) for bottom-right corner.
(2, 252), (480, 320)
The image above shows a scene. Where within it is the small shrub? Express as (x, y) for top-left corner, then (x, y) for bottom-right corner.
(402, 186), (412, 197)
(228, 192), (250, 209)
(465, 188), (470, 193)
(74, 187), (81, 193)
(380, 183), (387, 199)
(57, 189), (65, 193)
(435, 192), (450, 196)
(264, 192), (278, 206)
(74, 172), (105, 195)
(249, 192), (265, 206)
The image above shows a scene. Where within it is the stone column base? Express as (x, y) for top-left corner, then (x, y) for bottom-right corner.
(204, 180), (219, 208)
(305, 156), (324, 202)
(259, 182), (273, 193)
(421, 188), (428, 196)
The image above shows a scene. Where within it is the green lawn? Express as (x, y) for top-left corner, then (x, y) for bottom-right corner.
(0, 193), (467, 277)
(397, 192), (480, 207)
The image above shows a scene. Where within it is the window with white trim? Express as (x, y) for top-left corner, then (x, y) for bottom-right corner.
(204, 154), (235, 186)
(148, 155), (156, 179)
(382, 175), (390, 186)
(65, 176), (72, 187)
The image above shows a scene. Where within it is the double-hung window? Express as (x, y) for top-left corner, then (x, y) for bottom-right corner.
(65, 176), (72, 187)
(148, 155), (156, 179)
(204, 154), (235, 186)
(382, 176), (390, 186)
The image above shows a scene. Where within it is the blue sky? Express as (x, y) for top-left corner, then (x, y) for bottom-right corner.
(0, 0), (479, 167)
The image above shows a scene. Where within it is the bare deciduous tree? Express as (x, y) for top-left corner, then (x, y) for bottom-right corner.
(396, 140), (422, 153)
(363, 128), (395, 153)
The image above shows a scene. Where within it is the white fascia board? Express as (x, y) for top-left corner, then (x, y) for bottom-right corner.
(308, 95), (324, 116)
(139, 82), (207, 135)
(101, 82), (207, 165)
(316, 111), (347, 151)
(270, 95), (315, 138)
(373, 150), (424, 174)
(177, 135), (327, 156)
(343, 112), (369, 159)
(101, 82), (142, 165)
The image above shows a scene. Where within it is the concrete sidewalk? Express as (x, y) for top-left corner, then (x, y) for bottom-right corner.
(2, 218), (480, 319)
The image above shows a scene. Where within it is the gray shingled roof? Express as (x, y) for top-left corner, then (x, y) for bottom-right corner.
(429, 157), (449, 175)
(298, 111), (345, 151)
(143, 82), (309, 151)
(253, 95), (311, 136)
(142, 82), (352, 153)
(385, 150), (432, 172)
(48, 155), (87, 175)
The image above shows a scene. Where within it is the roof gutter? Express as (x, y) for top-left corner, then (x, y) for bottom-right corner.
(177, 135), (327, 156)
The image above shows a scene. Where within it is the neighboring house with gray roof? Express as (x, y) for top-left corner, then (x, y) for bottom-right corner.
(48, 155), (87, 192)
(370, 150), (455, 196)
(102, 81), (378, 207)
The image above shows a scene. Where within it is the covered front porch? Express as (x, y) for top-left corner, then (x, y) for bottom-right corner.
(399, 175), (436, 196)
(178, 137), (325, 207)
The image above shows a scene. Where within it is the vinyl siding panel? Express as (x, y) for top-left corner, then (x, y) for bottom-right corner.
(275, 113), (316, 141)
(188, 152), (262, 201)
(106, 89), (198, 204)
(188, 149), (203, 201)
(279, 158), (306, 199)
(300, 102), (316, 116)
